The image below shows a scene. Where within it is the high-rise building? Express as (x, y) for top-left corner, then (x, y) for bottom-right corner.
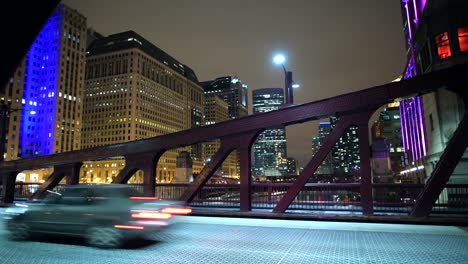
(0, 4), (86, 170)
(399, 0), (468, 183)
(82, 30), (204, 183)
(371, 102), (409, 181)
(286, 157), (298, 175)
(200, 76), (248, 119)
(314, 122), (335, 175)
(203, 95), (238, 177)
(252, 88), (287, 177)
(330, 117), (360, 174)
(200, 76), (248, 176)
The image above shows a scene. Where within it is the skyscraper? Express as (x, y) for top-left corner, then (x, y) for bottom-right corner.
(200, 76), (248, 119)
(252, 88), (287, 177)
(82, 30), (204, 183)
(314, 122), (335, 175)
(203, 94), (237, 177)
(0, 4), (86, 167)
(371, 102), (408, 181)
(330, 117), (360, 174)
(399, 0), (468, 183)
(200, 76), (248, 176)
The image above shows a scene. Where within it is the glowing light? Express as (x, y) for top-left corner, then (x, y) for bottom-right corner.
(114, 225), (144, 230)
(131, 211), (172, 219)
(273, 54), (286, 65)
(129, 196), (159, 200)
(292, 83), (300, 88)
(135, 221), (169, 226)
(161, 207), (192, 215)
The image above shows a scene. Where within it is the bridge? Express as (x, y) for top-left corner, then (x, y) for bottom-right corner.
(2, 61), (468, 222)
(1, 3), (468, 263)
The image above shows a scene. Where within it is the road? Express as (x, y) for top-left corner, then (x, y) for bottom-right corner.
(1, 212), (468, 264)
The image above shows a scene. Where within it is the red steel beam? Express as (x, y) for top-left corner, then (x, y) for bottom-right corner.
(411, 109), (468, 217)
(274, 115), (355, 213)
(2, 64), (468, 174)
(179, 139), (236, 203)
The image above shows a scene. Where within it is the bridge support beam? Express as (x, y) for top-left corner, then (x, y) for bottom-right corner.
(180, 131), (260, 206)
(112, 152), (163, 197)
(1, 172), (18, 204)
(238, 132), (259, 211)
(274, 116), (354, 213)
(180, 142), (235, 203)
(30, 163), (82, 200)
(411, 109), (468, 217)
(65, 162), (83, 185)
(356, 112), (374, 216)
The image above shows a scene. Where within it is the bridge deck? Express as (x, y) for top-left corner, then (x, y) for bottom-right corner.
(1, 207), (467, 263)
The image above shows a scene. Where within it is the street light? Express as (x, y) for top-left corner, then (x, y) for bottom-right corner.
(0, 104), (36, 161)
(272, 53), (299, 105)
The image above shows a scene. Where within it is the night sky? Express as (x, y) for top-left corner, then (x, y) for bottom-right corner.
(62, 0), (407, 167)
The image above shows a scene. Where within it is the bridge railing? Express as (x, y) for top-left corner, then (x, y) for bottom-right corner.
(9, 182), (468, 216)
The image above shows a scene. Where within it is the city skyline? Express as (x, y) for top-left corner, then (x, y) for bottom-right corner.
(62, 0), (407, 166)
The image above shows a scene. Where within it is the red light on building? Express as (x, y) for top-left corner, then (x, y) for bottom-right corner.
(435, 32), (451, 59)
(458, 28), (468, 52)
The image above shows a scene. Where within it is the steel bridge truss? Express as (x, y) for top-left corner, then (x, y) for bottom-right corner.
(1, 63), (468, 217)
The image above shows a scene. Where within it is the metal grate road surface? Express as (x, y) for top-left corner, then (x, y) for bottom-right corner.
(1, 216), (467, 264)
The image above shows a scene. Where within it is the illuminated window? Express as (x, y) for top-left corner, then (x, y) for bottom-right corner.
(458, 27), (468, 52)
(435, 32), (451, 59)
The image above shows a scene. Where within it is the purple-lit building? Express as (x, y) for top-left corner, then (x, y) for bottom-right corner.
(400, 0), (468, 183)
(0, 4), (87, 163)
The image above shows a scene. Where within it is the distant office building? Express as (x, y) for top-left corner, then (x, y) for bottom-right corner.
(200, 76), (248, 119)
(330, 117), (360, 173)
(86, 28), (104, 49)
(82, 30), (204, 183)
(313, 122), (335, 175)
(399, 0), (468, 183)
(200, 76), (248, 176)
(371, 102), (409, 180)
(252, 88), (287, 176)
(371, 137), (394, 183)
(203, 95), (238, 178)
(286, 157), (298, 175)
(0, 4), (86, 175)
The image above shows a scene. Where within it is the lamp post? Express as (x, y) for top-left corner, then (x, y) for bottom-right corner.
(0, 104), (36, 161)
(273, 54), (299, 105)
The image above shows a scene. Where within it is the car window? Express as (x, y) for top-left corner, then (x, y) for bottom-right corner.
(60, 187), (97, 205)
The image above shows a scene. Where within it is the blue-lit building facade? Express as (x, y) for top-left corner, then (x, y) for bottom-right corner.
(1, 4), (86, 164)
(252, 88), (288, 177)
(399, 0), (468, 183)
